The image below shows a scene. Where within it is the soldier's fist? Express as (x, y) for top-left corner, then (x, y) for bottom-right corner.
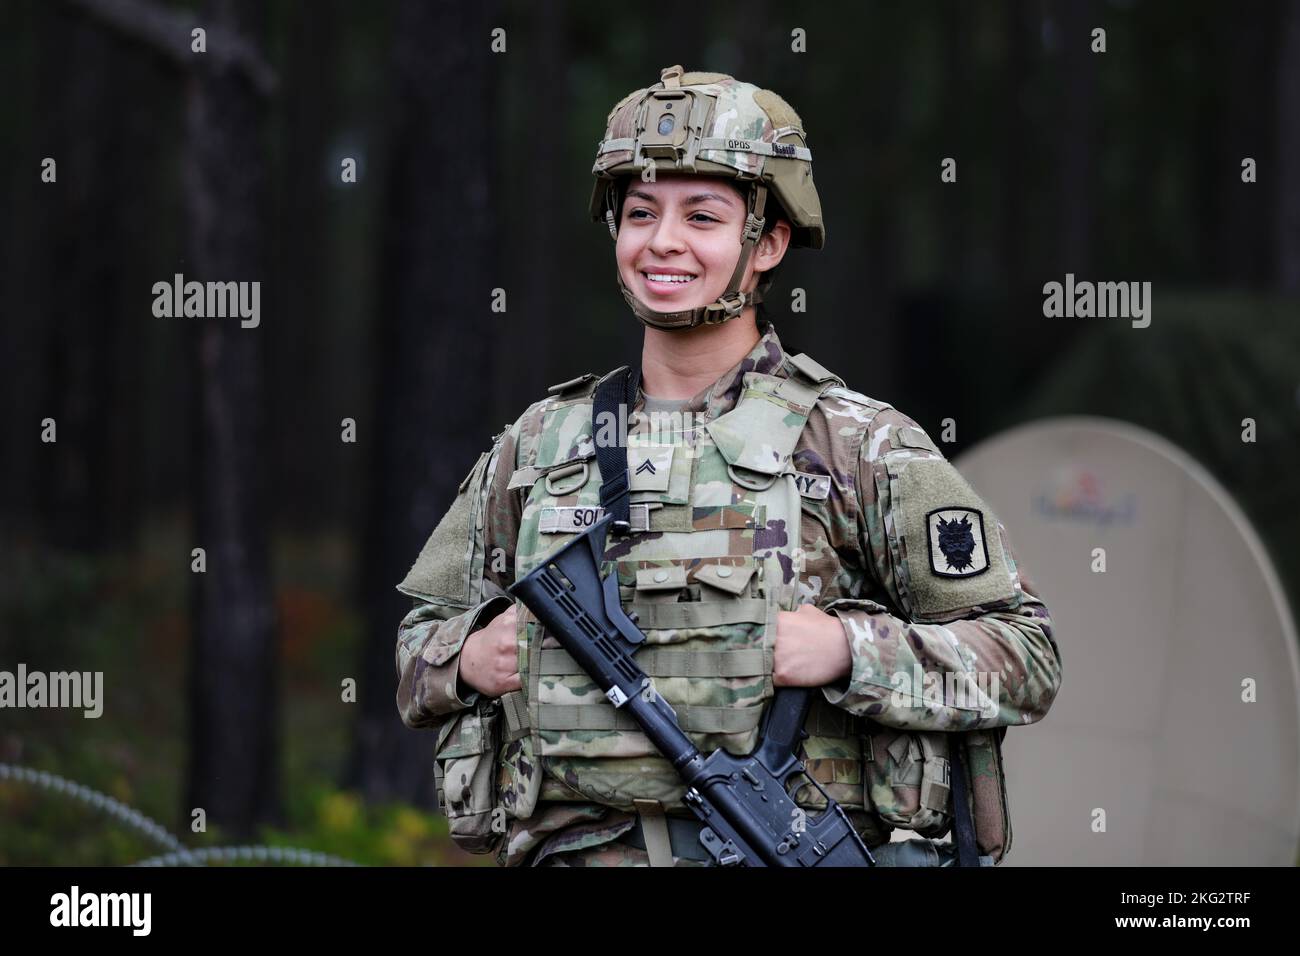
(459, 604), (523, 698)
(773, 603), (853, 687)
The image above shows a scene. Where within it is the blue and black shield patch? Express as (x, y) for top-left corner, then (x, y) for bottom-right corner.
(926, 507), (990, 578)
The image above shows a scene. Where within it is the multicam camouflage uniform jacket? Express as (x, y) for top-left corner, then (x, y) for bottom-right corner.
(396, 321), (1061, 866)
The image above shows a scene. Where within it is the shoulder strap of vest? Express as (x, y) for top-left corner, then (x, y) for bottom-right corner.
(786, 352), (846, 389)
(547, 372), (601, 400)
(771, 352), (847, 424)
(592, 365), (640, 533)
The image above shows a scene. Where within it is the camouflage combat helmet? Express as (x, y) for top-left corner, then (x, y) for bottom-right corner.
(590, 65), (824, 332)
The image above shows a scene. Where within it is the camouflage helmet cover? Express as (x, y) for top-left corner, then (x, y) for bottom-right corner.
(589, 66), (824, 250)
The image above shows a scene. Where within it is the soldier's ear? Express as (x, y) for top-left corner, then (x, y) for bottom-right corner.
(757, 219), (792, 269)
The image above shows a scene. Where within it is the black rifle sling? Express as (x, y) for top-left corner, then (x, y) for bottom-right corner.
(948, 734), (980, 866)
(593, 366), (641, 533)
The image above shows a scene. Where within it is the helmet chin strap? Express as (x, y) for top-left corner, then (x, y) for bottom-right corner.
(610, 181), (772, 333)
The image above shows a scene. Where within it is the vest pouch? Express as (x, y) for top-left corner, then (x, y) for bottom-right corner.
(862, 725), (952, 838)
(960, 727), (1012, 862)
(788, 696), (868, 812)
(434, 697), (504, 854)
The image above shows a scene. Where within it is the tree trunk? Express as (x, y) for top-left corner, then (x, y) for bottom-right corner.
(350, 0), (501, 805)
(939, 0), (974, 289)
(270, 0), (341, 530)
(1277, 0), (1300, 292)
(497, 0), (564, 417)
(1211, 2), (1275, 287)
(996, 0), (1032, 304)
(182, 0), (279, 836)
(1057, 0), (1097, 278)
(32, 4), (120, 552)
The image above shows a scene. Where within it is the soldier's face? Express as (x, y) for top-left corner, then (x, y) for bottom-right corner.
(616, 174), (756, 308)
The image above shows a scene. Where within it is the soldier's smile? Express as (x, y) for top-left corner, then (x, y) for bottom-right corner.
(640, 271), (699, 296)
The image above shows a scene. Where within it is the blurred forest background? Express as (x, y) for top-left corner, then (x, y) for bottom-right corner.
(1, 0), (1297, 864)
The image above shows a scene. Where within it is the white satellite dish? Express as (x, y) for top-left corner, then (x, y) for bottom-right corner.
(955, 417), (1300, 865)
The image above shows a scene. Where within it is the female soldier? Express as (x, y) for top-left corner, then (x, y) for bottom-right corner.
(396, 66), (1061, 867)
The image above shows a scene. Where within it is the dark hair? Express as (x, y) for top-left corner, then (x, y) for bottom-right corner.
(760, 197), (788, 235)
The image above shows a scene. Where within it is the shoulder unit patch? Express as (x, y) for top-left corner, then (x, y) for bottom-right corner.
(926, 507), (989, 578)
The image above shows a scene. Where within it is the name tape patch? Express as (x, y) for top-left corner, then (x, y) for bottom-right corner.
(539, 504), (652, 534)
(793, 471), (831, 500)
